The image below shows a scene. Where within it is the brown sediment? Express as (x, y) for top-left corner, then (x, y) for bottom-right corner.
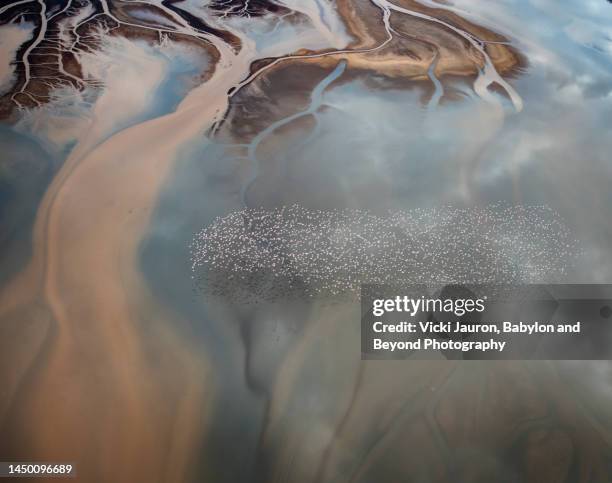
(235, 0), (526, 120)
(0, 0), (223, 120)
(147, 0), (242, 49)
(0, 106), (216, 482)
(394, 0), (528, 76)
(399, 0), (509, 40)
(0, 6), (257, 471)
(290, 0), (526, 81)
(313, 1), (523, 79)
(207, 0), (292, 18)
(0, 0), (525, 120)
(227, 61), (333, 139)
(223, 0), (525, 147)
(113, 2), (186, 29)
(336, 0), (388, 49)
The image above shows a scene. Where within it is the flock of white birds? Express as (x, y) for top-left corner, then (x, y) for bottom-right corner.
(190, 204), (579, 302)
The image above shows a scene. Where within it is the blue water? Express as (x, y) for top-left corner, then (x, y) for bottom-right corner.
(0, 125), (56, 283)
(242, 60), (347, 205)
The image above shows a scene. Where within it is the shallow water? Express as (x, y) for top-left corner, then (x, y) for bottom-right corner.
(1, 1), (612, 482)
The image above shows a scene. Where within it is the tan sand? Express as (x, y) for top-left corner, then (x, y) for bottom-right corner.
(0, 25), (252, 481)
